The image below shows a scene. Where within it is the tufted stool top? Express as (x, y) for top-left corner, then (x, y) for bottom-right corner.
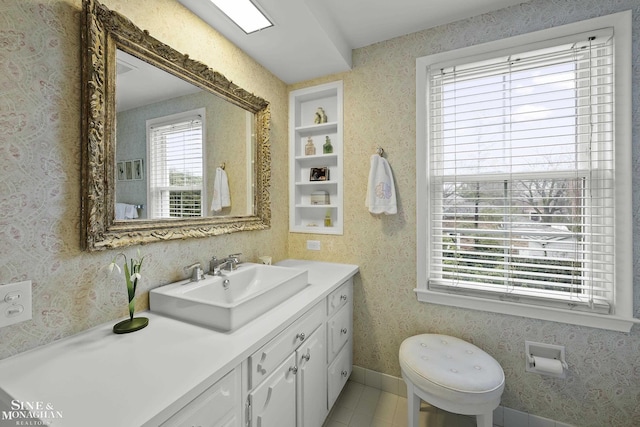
(399, 334), (504, 395)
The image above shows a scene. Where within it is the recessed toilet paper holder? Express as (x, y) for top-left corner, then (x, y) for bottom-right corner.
(525, 341), (568, 378)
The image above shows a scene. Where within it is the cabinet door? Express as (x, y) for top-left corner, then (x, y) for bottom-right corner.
(161, 368), (239, 427)
(297, 327), (327, 427)
(249, 354), (297, 427)
(249, 303), (324, 388)
(216, 412), (239, 427)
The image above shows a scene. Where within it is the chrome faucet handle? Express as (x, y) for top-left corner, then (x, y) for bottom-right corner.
(228, 253), (242, 261)
(184, 263), (204, 282)
(209, 256), (219, 274)
(213, 260), (231, 276)
(227, 253), (242, 270)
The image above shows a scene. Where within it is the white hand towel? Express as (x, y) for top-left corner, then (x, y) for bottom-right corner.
(125, 203), (139, 219)
(115, 203), (126, 220)
(115, 203), (139, 219)
(365, 155), (397, 215)
(211, 167), (231, 213)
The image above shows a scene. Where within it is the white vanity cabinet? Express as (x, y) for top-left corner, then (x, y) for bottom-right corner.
(248, 353), (297, 427)
(0, 260), (358, 427)
(160, 367), (241, 427)
(246, 278), (354, 427)
(326, 280), (353, 409)
(247, 302), (327, 427)
(296, 325), (327, 427)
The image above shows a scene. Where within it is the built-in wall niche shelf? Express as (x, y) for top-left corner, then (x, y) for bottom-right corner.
(289, 81), (343, 235)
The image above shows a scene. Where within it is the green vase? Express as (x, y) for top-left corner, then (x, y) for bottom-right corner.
(113, 316), (149, 334)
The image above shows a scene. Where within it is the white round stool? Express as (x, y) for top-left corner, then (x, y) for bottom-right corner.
(399, 334), (505, 427)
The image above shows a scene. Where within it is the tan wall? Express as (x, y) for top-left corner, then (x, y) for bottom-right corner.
(287, 1), (640, 425)
(0, 0), (289, 357)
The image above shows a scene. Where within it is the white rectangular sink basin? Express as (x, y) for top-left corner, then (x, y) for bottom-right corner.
(149, 263), (309, 331)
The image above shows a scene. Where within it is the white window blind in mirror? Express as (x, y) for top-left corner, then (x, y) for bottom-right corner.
(148, 110), (205, 218)
(427, 29), (615, 313)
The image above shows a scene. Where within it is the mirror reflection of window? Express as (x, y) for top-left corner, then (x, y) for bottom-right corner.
(147, 109), (206, 218)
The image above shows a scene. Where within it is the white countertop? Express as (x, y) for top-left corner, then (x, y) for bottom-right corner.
(0, 260), (358, 427)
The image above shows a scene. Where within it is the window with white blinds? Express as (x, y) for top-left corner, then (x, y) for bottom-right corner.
(147, 110), (205, 218)
(416, 12), (634, 330)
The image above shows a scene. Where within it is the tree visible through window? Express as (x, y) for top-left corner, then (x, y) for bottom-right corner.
(426, 30), (615, 312)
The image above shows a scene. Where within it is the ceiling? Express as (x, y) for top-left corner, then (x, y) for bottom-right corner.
(177, 0), (528, 84)
(116, 50), (202, 112)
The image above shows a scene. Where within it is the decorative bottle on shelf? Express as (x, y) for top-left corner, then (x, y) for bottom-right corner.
(305, 137), (316, 155)
(324, 210), (332, 227)
(323, 136), (333, 154)
(314, 107), (328, 124)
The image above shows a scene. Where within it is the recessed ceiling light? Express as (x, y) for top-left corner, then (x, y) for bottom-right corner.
(210, 0), (273, 34)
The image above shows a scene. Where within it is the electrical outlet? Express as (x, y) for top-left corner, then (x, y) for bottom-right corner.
(306, 240), (321, 251)
(0, 281), (32, 328)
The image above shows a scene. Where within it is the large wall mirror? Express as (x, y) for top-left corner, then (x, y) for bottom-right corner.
(80, 0), (271, 251)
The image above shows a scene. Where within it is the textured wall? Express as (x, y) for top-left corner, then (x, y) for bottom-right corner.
(3, 0), (640, 425)
(288, 1), (640, 425)
(0, 0), (288, 357)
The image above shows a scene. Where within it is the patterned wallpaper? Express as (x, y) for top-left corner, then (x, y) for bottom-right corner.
(288, 1), (640, 426)
(0, 0), (288, 356)
(2, 0), (640, 426)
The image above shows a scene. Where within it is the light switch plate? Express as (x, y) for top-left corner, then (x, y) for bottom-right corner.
(306, 240), (321, 251)
(0, 280), (32, 328)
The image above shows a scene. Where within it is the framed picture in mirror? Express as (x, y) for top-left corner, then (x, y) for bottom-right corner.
(133, 159), (143, 180)
(117, 162), (125, 181)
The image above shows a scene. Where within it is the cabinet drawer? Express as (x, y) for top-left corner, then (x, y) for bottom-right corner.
(327, 343), (352, 409)
(326, 279), (352, 317)
(161, 368), (239, 427)
(327, 303), (351, 362)
(249, 302), (324, 388)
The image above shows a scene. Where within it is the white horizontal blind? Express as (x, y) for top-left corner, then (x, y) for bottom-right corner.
(428, 30), (614, 312)
(148, 116), (204, 218)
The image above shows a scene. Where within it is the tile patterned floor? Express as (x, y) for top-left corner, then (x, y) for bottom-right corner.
(323, 381), (496, 427)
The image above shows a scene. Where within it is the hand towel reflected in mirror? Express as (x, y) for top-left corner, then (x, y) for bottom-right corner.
(211, 167), (231, 213)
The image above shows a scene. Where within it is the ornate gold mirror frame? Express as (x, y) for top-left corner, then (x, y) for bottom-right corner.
(80, 0), (271, 251)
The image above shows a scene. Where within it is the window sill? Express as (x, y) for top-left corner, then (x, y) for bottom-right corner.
(414, 288), (639, 333)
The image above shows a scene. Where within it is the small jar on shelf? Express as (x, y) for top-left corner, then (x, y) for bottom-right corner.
(305, 137), (316, 156)
(324, 210), (333, 227)
(323, 136), (333, 154)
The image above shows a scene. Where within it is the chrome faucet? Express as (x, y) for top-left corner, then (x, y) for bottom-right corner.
(210, 253), (242, 276)
(183, 263), (204, 282)
(227, 253), (242, 269)
(212, 260), (233, 276)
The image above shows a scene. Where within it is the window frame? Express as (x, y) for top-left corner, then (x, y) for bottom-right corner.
(416, 11), (636, 332)
(146, 108), (207, 219)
